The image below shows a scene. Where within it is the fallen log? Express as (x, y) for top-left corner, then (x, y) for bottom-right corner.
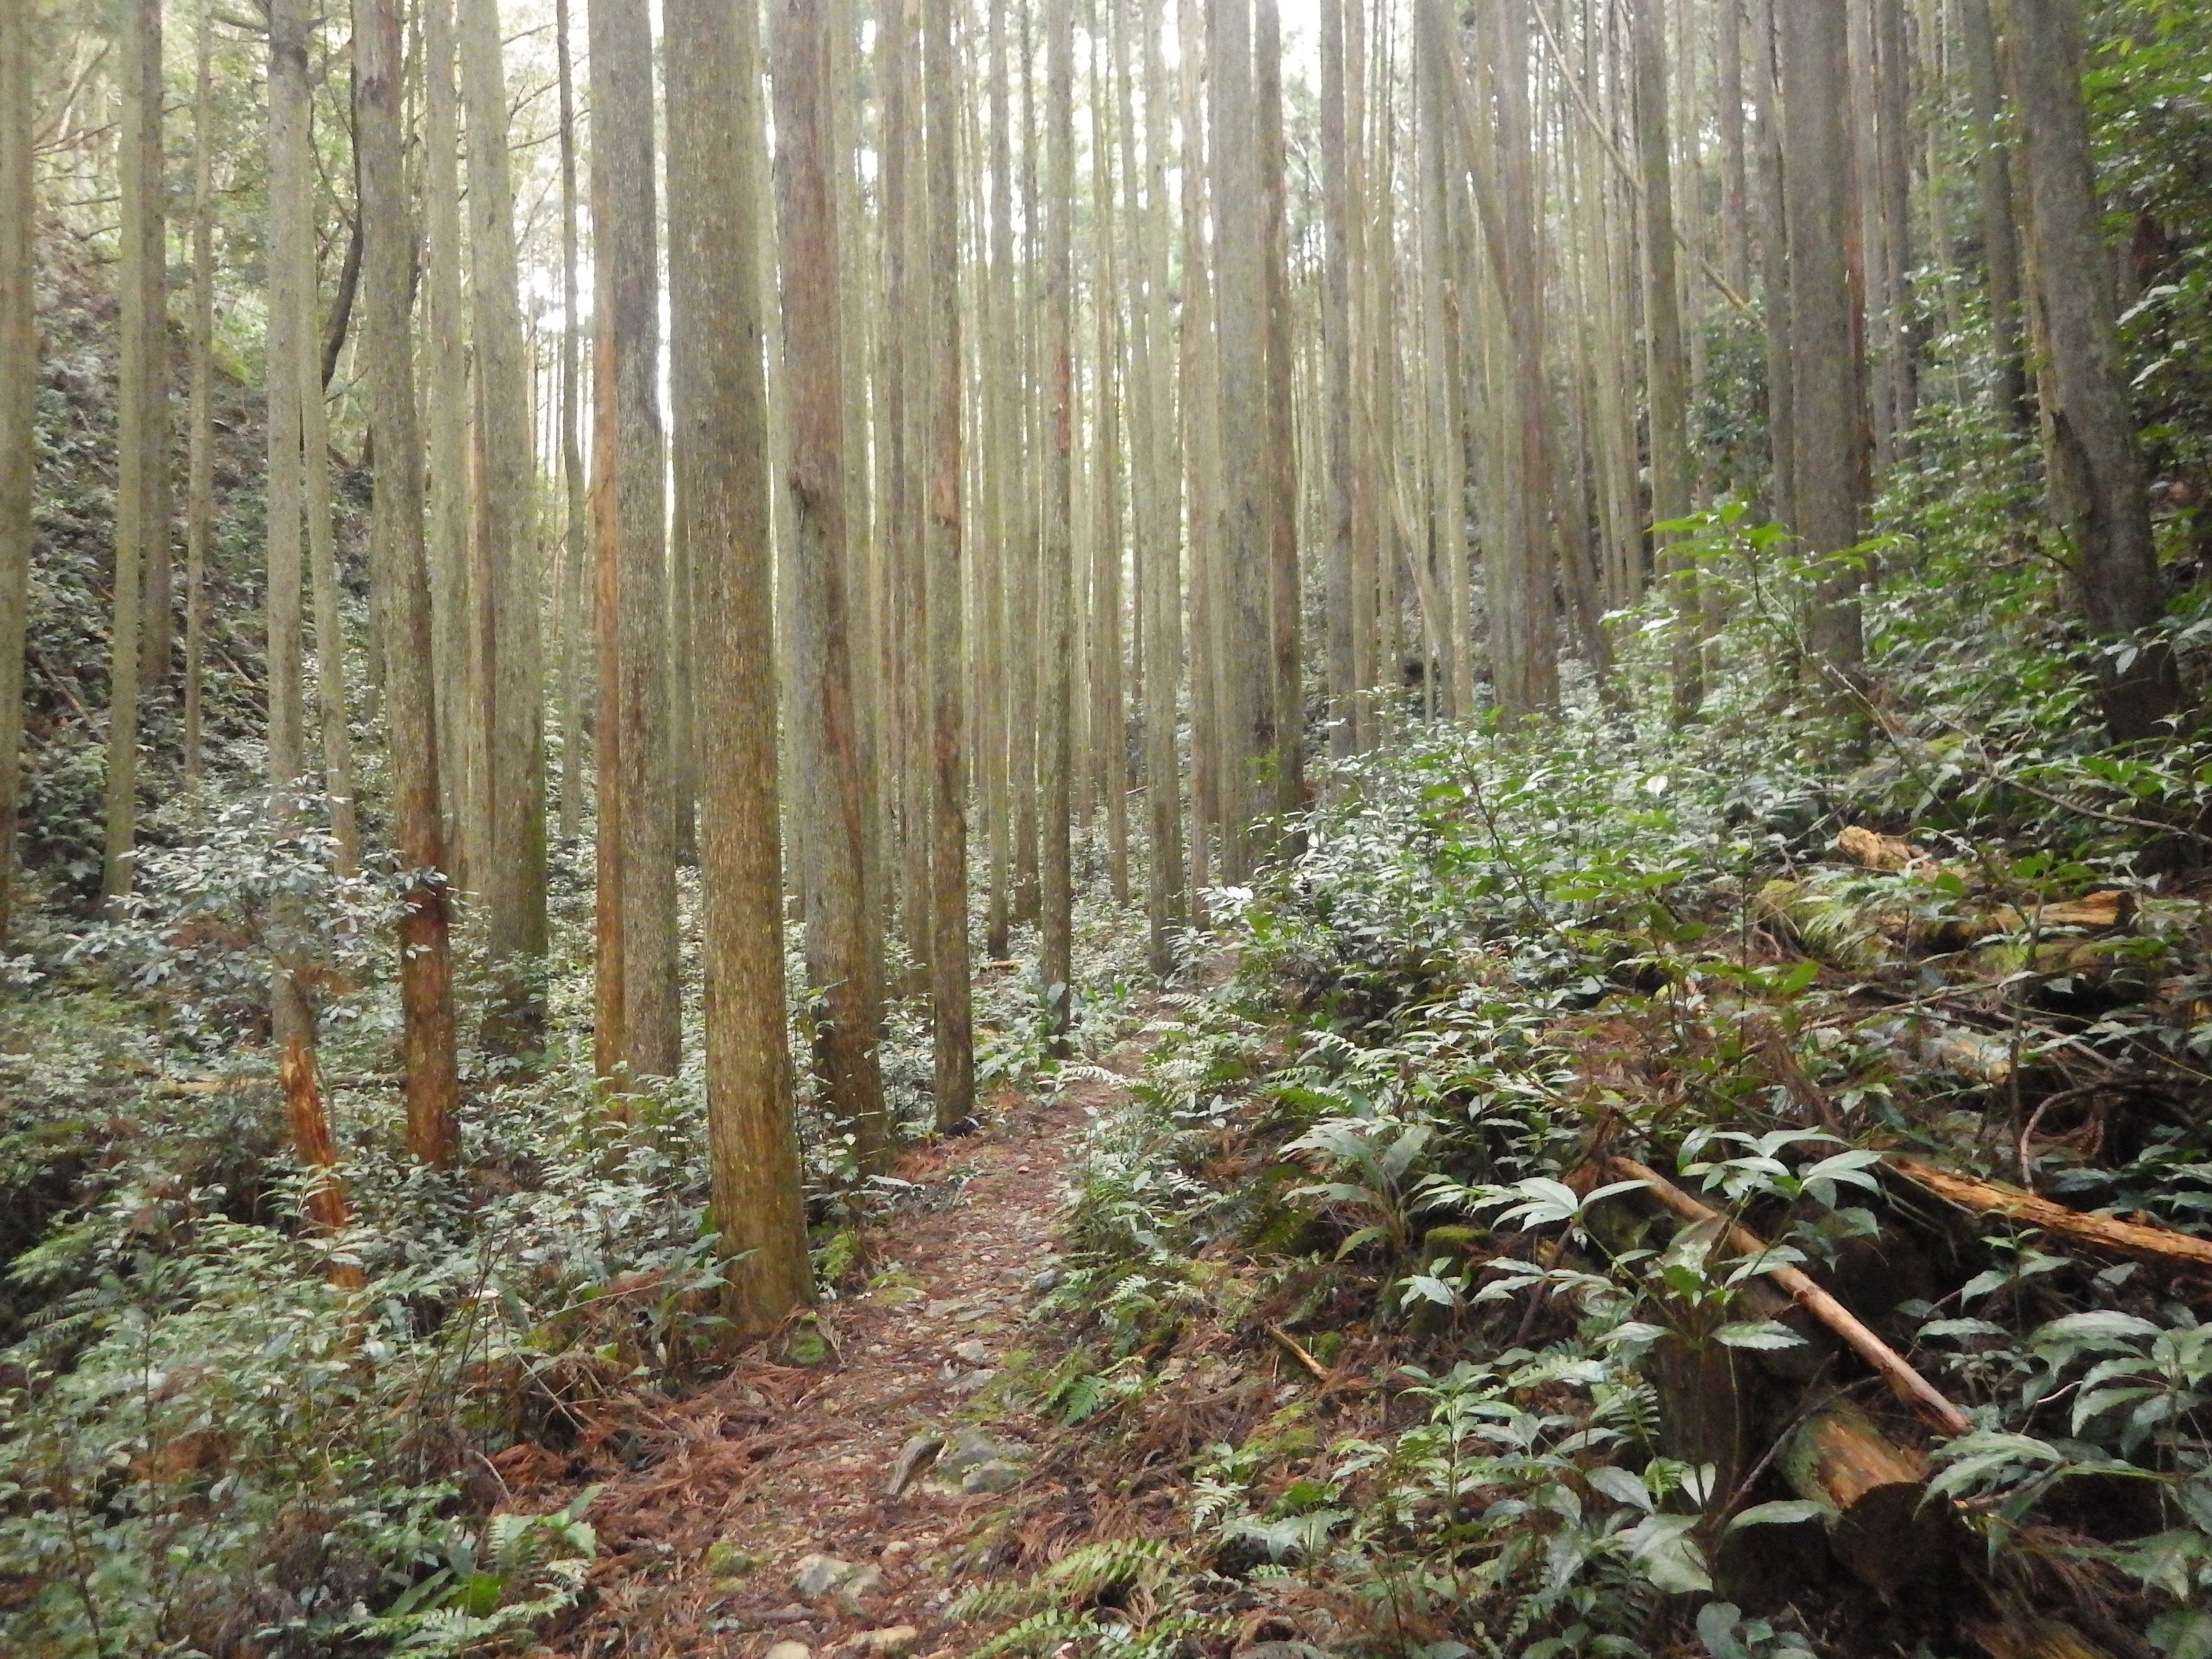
(1604, 1156), (1972, 1435)
(1971, 1619), (2120, 1659)
(1887, 1156), (2212, 1271)
(1781, 1400), (1953, 1595)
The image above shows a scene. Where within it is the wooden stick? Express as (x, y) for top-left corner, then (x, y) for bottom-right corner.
(1264, 1322), (1334, 1387)
(1888, 1155), (2212, 1271)
(1604, 1156), (1972, 1435)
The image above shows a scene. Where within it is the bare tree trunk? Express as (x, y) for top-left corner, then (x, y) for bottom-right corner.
(668, 0), (810, 1328)
(985, 0), (1018, 961)
(1040, 0), (1076, 1046)
(1011, 0), (1042, 926)
(1321, 0), (1356, 759)
(555, 0), (587, 843)
(1779, 0), (1868, 692)
(1634, 0), (1697, 720)
(0, 0), (29, 939)
(771, 0), (889, 1164)
(2007, 0), (2180, 739)
(1256, 0), (1301, 822)
(924, 0), (974, 1125)
(1132, 0), (1183, 969)
(267, 0), (315, 1050)
(591, 0), (679, 1086)
(1752, 0), (1793, 528)
(355, 0), (462, 1167)
(103, 0), (165, 906)
(302, 311), (360, 872)
(183, 1), (214, 793)
(458, 0), (550, 1046)
(423, 0), (473, 887)
(1873, 0), (1915, 452)
(1089, 20), (1129, 906)
(1718, 0), (1748, 298)
(1959, 0), (2025, 426)
(1178, 0), (1221, 890)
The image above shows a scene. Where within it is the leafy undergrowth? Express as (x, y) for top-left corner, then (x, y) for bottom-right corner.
(962, 536), (2212, 1658)
(0, 810), (1143, 1658)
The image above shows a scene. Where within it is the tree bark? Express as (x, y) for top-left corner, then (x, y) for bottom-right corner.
(1134, 0), (1183, 969)
(1779, 0), (1868, 696)
(103, 0), (166, 907)
(1041, 0), (1076, 1046)
(301, 298), (360, 873)
(457, 0), (550, 1045)
(771, 0), (889, 1164)
(1256, 0), (1300, 823)
(924, 0), (974, 1127)
(422, 0), (474, 887)
(355, 0), (462, 1167)
(1634, 0), (1697, 721)
(183, 0), (215, 793)
(668, 0), (811, 1329)
(1321, 0), (1355, 759)
(554, 0), (587, 843)
(0, 0), (29, 940)
(1959, 0), (2026, 428)
(591, 0), (680, 1086)
(2007, 0), (2180, 741)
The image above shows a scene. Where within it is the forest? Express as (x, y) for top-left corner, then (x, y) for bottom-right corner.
(7, 0), (2212, 1651)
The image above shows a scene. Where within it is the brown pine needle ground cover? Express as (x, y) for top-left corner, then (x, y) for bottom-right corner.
(520, 1046), (1171, 1658)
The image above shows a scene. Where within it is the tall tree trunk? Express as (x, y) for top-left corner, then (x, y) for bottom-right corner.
(985, 0), (1018, 960)
(2007, 0), (2180, 739)
(1752, 0), (1793, 528)
(1959, 0), (2026, 426)
(301, 301), (360, 872)
(1321, 0), (1356, 759)
(103, 0), (165, 906)
(668, 0), (810, 1328)
(0, 0), (30, 940)
(1779, 0), (1868, 693)
(422, 0), (473, 888)
(1011, 0), (1042, 926)
(183, 0), (214, 792)
(771, 0), (890, 1164)
(268, 0), (315, 1048)
(457, 0), (550, 1046)
(1873, 0), (1915, 452)
(1212, 0), (1265, 885)
(1178, 0), (1222, 890)
(355, 0), (462, 1167)
(1633, 0), (1697, 720)
(1256, 0), (1301, 822)
(1040, 0), (1076, 1046)
(1133, 0), (1184, 970)
(924, 0), (974, 1126)
(591, 0), (679, 1086)
(1089, 20), (1129, 906)
(1718, 0), (1749, 298)
(554, 0), (587, 842)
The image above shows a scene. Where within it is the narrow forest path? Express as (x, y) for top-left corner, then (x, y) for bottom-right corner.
(523, 1033), (1148, 1659)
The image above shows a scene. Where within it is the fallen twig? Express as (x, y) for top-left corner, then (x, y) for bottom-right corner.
(1264, 1322), (1333, 1387)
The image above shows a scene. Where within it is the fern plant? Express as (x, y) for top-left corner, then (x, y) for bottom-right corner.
(355, 1487), (602, 1655)
(951, 1537), (1230, 1659)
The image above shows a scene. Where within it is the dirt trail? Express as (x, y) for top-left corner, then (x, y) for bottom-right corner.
(522, 1047), (1139, 1659)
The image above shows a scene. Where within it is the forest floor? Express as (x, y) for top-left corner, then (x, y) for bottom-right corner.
(515, 1034), (1152, 1659)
